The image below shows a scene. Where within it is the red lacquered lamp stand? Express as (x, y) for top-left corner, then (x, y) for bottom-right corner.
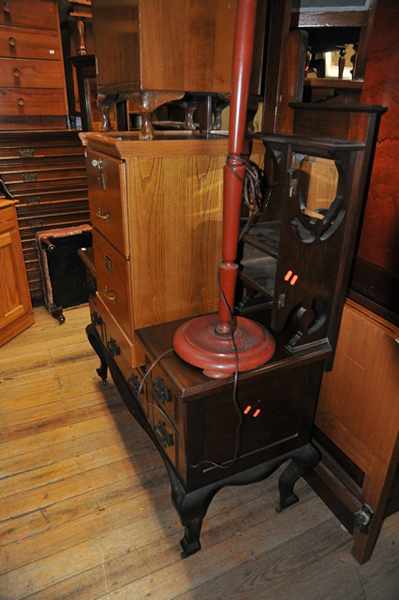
(173, 0), (275, 378)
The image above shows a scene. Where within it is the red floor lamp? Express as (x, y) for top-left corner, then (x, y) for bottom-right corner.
(173, 0), (275, 378)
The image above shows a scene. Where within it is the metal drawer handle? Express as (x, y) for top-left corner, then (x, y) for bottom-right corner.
(3, 1), (11, 14)
(8, 36), (16, 48)
(23, 172), (37, 182)
(13, 68), (20, 78)
(103, 286), (117, 302)
(154, 422), (174, 448)
(19, 148), (34, 158)
(17, 98), (24, 107)
(153, 377), (171, 405)
(394, 337), (399, 346)
(96, 207), (111, 220)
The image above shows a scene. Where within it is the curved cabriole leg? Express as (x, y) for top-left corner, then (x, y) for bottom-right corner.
(86, 324), (108, 385)
(181, 515), (204, 558)
(168, 469), (218, 558)
(276, 443), (321, 512)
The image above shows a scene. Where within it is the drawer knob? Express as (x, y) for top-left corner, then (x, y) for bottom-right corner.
(154, 422), (174, 448)
(107, 338), (120, 357)
(8, 36), (16, 48)
(13, 68), (20, 78)
(103, 286), (117, 302)
(394, 337), (399, 346)
(96, 207), (111, 221)
(153, 377), (171, 405)
(17, 98), (24, 108)
(3, 1), (11, 14)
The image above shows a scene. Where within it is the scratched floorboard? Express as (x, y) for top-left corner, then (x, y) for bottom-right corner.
(0, 306), (398, 600)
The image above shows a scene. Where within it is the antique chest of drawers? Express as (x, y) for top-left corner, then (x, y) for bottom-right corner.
(0, 130), (89, 303)
(0, 0), (67, 130)
(86, 131), (263, 375)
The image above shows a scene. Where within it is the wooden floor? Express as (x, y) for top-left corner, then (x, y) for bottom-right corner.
(0, 306), (398, 600)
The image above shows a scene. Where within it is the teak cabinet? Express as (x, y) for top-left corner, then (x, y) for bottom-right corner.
(86, 132), (263, 373)
(92, 0), (238, 97)
(0, 199), (33, 346)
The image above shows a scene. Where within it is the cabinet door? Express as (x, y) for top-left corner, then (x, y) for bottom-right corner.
(318, 301), (399, 472)
(0, 209), (33, 344)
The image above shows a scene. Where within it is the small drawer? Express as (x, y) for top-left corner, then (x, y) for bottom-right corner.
(0, 58), (64, 88)
(0, 145), (84, 160)
(95, 293), (145, 377)
(5, 176), (87, 194)
(127, 368), (149, 419)
(0, 88), (66, 116)
(87, 150), (128, 257)
(152, 410), (177, 467)
(149, 365), (176, 423)
(0, 27), (61, 60)
(0, 0), (59, 30)
(93, 229), (131, 337)
(1, 166), (86, 185)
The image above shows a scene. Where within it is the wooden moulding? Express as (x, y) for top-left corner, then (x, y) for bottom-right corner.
(83, 132), (264, 160)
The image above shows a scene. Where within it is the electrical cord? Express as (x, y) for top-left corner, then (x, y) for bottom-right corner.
(191, 273), (243, 473)
(225, 154), (271, 241)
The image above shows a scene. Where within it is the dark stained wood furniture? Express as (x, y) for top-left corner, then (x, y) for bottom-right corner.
(85, 122), (378, 557)
(86, 314), (326, 558)
(0, 198), (34, 346)
(350, 0), (399, 324)
(0, 130), (89, 304)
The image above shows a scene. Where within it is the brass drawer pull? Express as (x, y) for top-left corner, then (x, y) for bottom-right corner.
(23, 173), (37, 182)
(17, 98), (24, 108)
(103, 286), (117, 302)
(19, 148), (34, 158)
(96, 207), (111, 221)
(8, 36), (16, 48)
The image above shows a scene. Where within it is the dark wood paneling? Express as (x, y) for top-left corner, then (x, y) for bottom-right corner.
(355, 0), (399, 320)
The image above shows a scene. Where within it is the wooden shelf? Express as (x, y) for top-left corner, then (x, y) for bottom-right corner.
(304, 78), (364, 90)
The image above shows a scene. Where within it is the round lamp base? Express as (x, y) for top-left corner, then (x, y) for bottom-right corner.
(173, 314), (275, 379)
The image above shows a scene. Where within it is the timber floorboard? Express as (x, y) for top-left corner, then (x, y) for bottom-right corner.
(0, 306), (398, 600)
